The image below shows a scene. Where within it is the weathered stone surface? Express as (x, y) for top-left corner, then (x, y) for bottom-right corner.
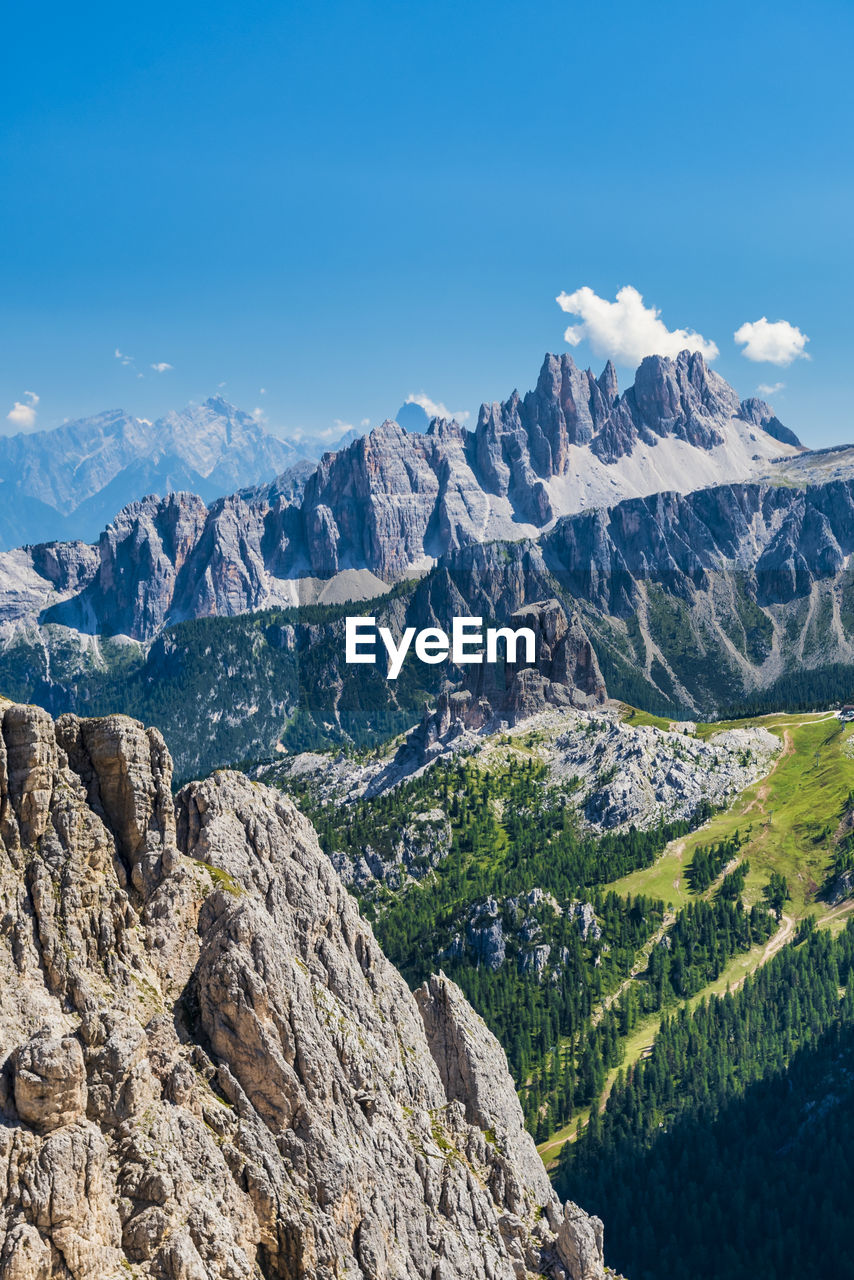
(13, 1033), (87, 1133)
(0, 703), (608, 1279)
(558, 1203), (606, 1280)
(416, 972), (555, 1212)
(392, 598), (607, 769)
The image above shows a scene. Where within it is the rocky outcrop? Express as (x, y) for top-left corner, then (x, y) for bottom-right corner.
(395, 599), (607, 770)
(259, 707), (782, 898)
(473, 350), (799, 512)
(739, 397), (803, 449)
(438, 893), (602, 979)
(46, 492), (210, 638)
(298, 418), (492, 579)
(12, 1033), (88, 1133)
(0, 700), (608, 1279)
(416, 973), (557, 1203)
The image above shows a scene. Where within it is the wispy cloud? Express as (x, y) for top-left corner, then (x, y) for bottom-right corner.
(757, 381), (785, 397)
(115, 347), (145, 377)
(734, 317), (810, 366)
(404, 392), (470, 423)
(150, 361), (173, 373)
(556, 285), (719, 365)
(7, 390), (39, 430)
(306, 418), (357, 443)
(251, 407), (267, 424)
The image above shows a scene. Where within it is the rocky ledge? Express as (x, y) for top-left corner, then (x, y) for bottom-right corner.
(0, 698), (610, 1279)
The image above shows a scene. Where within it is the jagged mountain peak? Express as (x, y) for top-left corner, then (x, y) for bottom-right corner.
(0, 348), (812, 641)
(0, 395), (304, 551)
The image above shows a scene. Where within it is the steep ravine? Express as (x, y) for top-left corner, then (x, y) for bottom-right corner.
(0, 698), (610, 1280)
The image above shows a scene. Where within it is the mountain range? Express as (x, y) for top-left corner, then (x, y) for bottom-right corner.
(0, 349), (804, 641)
(1, 347), (853, 1280)
(0, 397), (308, 550)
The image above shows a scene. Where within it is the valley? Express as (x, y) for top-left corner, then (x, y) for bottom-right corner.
(261, 697), (854, 1179)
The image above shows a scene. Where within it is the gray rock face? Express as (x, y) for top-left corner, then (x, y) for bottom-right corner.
(397, 599), (607, 770)
(299, 418), (490, 579)
(0, 699), (607, 1279)
(416, 974), (555, 1207)
(475, 349), (798, 497)
(13, 1033), (87, 1133)
(541, 478), (854, 613)
(438, 893), (600, 982)
(48, 492), (209, 638)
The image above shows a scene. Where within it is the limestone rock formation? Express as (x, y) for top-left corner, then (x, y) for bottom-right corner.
(0, 699), (609, 1279)
(394, 599), (607, 774)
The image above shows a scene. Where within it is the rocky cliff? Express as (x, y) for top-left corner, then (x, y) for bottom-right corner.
(0, 700), (608, 1279)
(392, 599), (607, 774)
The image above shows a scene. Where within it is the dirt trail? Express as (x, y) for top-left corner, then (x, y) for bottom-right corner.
(745, 728), (794, 815)
(591, 909), (676, 1028)
(761, 912), (795, 964)
(819, 897), (854, 927)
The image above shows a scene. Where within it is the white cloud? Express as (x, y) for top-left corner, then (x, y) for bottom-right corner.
(7, 390), (39, 430)
(259, 387), (267, 395)
(307, 419), (356, 443)
(734, 317), (809, 366)
(555, 285), (719, 366)
(404, 392), (470, 423)
(114, 347), (134, 366)
(757, 381), (785, 397)
(360, 417), (371, 428)
(251, 407), (267, 424)
(150, 361), (173, 373)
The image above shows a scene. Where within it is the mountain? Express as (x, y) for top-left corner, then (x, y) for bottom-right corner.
(3, 457), (845, 652)
(293, 350), (802, 578)
(6, 468), (854, 782)
(0, 350), (805, 640)
(0, 398), (305, 550)
(4, 465), (854, 784)
(0, 697), (607, 1279)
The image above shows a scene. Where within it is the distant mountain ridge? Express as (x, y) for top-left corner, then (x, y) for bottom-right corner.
(0, 397), (306, 549)
(0, 349), (807, 640)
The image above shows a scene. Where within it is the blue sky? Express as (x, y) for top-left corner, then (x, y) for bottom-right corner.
(1, 0), (852, 446)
